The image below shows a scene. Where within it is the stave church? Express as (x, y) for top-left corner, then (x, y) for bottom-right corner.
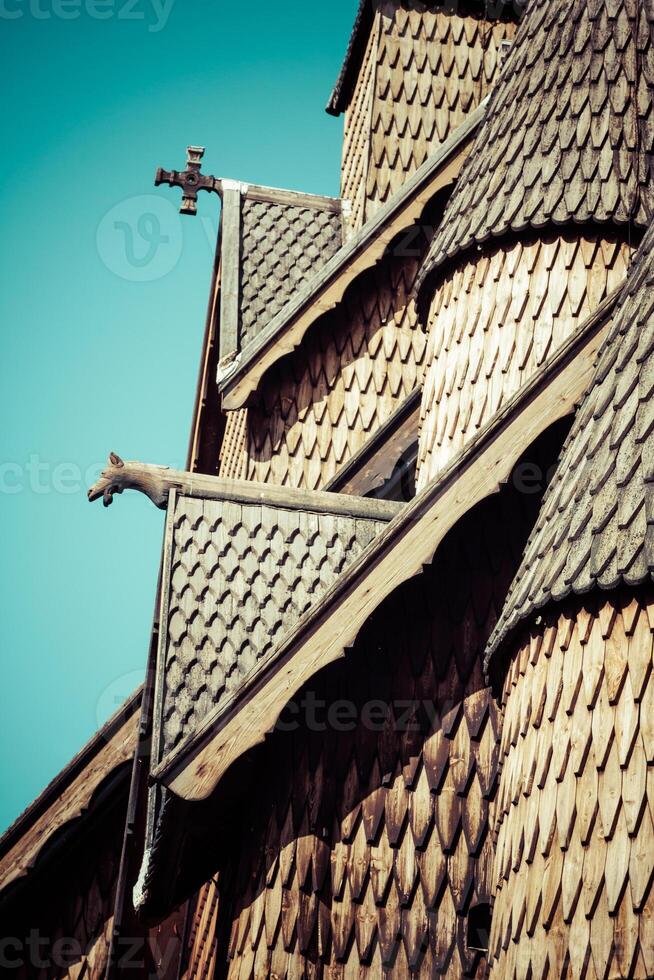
(3, 0), (654, 976)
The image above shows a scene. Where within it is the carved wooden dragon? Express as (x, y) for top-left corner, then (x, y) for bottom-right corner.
(88, 453), (175, 509)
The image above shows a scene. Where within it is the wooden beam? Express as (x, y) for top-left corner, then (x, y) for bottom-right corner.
(241, 183), (342, 213)
(325, 388), (420, 496)
(88, 457), (401, 521)
(154, 289), (619, 802)
(218, 182), (241, 364)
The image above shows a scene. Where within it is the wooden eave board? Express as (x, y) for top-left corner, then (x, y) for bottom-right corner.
(218, 102), (485, 410)
(325, 388), (420, 496)
(0, 694), (140, 894)
(155, 289), (618, 802)
(326, 0), (372, 115)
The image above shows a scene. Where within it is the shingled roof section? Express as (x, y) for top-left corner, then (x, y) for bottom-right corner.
(326, 0), (372, 116)
(415, 0), (654, 301)
(216, 184), (343, 367)
(486, 219), (654, 670)
(238, 195), (343, 351)
(134, 480), (399, 913)
(153, 483), (400, 765)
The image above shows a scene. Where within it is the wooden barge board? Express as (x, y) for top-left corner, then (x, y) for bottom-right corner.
(0, 689), (141, 895)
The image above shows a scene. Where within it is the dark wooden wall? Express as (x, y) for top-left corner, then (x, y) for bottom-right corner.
(212, 424), (569, 978)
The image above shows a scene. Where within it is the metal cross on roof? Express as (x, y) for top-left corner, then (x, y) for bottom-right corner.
(155, 146), (220, 216)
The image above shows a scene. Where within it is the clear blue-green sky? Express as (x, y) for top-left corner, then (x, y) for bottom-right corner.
(0, 0), (355, 833)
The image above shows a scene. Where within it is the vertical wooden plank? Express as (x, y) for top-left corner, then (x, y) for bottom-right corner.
(219, 181), (242, 364)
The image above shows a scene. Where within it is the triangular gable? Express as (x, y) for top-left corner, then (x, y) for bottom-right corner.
(153, 483), (399, 770)
(218, 105), (482, 409)
(217, 183), (345, 368)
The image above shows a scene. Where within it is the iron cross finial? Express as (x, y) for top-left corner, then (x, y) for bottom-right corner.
(155, 146), (219, 215)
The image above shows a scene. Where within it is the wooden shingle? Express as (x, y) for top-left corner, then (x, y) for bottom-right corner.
(416, 0), (654, 302)
(486, 219), (654, 672)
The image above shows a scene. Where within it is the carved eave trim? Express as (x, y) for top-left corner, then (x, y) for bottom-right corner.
(217, 101), (486, 410)
(153, 287), (620, 802)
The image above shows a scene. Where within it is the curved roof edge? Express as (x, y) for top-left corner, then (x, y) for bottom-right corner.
(415, 0), (654, 309)
(485, 220), (654, 676)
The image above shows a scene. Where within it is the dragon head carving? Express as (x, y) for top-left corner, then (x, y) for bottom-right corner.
(88, 453), (171, 509)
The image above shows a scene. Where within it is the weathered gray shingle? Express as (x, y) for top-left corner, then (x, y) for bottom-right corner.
(239, 198), (343, 351)
(416, 0), (654, 301)
(156, 489), (397, 761)
(486, 219), (654, 667)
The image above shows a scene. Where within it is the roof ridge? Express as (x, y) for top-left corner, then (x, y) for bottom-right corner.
(0, 687), (142, 859)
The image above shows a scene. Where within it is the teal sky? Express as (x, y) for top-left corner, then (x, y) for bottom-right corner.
(0, 0), (355, 833)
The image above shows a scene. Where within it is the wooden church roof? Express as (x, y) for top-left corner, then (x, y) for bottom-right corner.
(128, 475), (398, 912)
(486, 217), (654, 669)
(151, 285), (609, 806)
(326, 0), (519, 116)
(416, 0), (654, 302)
(238, 192), (342, 351)
(150, 478), (399, 770)
(218, 106), (481, 408)
(216, 183), (343, 366)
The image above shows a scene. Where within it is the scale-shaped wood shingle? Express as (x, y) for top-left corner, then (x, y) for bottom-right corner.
(416, 0), (654, 301)
(238, 196), (343, 352)
(153, 484), (399, 766)
(486, 217), (654, 669)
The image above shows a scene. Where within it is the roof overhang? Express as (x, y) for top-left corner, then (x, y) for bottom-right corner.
(145, 477), (400, 785)
(155, 288), (619, 802)
(0, 689), (141, 899)
(217, 102), (486, 410)
(325, 387), (420, 496)
(326, 0), (372, 116)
